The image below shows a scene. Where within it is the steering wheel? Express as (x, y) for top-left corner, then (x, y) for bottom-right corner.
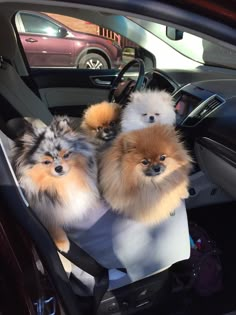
(108, 58), (145, 105)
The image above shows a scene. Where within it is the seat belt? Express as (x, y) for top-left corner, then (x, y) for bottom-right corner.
(0, 57), (52, 126)
(60, 240), (109, 313)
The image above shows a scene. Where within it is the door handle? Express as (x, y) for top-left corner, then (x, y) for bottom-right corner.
(25, 38), (38, 43)
(93, 78), (112, 86)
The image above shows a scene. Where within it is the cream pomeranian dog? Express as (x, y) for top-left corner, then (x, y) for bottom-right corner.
(99, 124), (191, 224)
(12, 116), (100, 252)
(80, 101), (121, 146)
(121, 90), (176, 132)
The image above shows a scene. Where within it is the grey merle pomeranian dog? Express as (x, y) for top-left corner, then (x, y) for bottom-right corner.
(12, 116), (100, 252)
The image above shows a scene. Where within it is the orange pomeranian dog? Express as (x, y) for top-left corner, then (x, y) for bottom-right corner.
(80, 101), (121, 146)
(99, 125), (192, 224)
(12, 116), (100, 252)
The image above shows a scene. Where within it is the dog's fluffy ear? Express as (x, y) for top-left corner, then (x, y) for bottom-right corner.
(158, 90), (175, 107)
(129, 90), (174, 107)
(50, 116), (72, 136)
(16, 120), (46, 152)
(19, 116), (72, 143)
(129, 91), (142, 103)
(120, 134), (136, 153)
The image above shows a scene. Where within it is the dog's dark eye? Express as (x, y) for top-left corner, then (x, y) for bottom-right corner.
(42, 160), (51, 165)
(110, 121), (115, 126)
(155, 113), (160, 116)
(141, 159), (149, 165)
(142, 113), (147, 116)
(160, 154), (166, 161)
(63, 152), (71, 159)
(96, 126), (102, 131)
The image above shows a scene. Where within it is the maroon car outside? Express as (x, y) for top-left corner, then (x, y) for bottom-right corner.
(15, 11), (122, 69)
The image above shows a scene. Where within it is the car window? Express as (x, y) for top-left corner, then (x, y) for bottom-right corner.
(15, 11), (140, 70)
(20, 12), (60, 36)
(131, 17), (236, 70)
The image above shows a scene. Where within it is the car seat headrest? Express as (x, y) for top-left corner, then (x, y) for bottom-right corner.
(0, 15), (17, 61)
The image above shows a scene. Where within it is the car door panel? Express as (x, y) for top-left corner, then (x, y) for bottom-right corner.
(31, 68), (118, 117)
(40, 87), (109, 115)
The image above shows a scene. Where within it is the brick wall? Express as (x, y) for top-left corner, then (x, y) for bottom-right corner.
(45, 13), (137, 49)
(46, 13), (98, 35)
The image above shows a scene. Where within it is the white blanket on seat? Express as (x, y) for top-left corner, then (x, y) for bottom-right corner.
(67, 200), (190, 291)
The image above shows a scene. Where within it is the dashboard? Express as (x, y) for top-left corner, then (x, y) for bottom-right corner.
(146, 70), (236, 199)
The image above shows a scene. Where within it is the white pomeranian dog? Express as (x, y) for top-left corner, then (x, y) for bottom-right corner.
(121, 90), (176, 132)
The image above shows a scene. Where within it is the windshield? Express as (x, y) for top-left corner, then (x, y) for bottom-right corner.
(130, 18), (236, 70)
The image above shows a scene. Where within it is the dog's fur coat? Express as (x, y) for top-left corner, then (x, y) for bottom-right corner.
(80, 101), (121, 147)
(99, 124), (191, 224)
(121, 90), (176, 132)
(12, 116), (100, 252)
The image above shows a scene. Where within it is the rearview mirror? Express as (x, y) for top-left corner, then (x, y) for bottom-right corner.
(166, 27), (183, 41)
(57, 27), (68, 38)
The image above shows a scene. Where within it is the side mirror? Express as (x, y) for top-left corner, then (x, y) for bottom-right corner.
(122, 46), (136, 64)
(122, 46), (156, 71)
(166, 27), (183, 41)
(57, 27), (68, 38)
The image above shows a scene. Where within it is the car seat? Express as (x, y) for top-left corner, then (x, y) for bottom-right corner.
(0, 14), (53, 139)
(0, 131), (190, 314)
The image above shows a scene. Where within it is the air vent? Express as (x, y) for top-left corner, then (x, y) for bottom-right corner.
(196, 96), (223, 119)
(182, 95), (225, 127)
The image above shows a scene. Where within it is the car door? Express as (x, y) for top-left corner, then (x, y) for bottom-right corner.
(17, 12), (74, 68)
(31, 68), (119, 117)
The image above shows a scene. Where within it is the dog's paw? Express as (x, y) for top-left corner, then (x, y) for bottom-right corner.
(55, 239), (70, 253)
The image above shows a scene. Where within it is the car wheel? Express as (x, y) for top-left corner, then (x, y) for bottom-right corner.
(78, 53), (109, 69)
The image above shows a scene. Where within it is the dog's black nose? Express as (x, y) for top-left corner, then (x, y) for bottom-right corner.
(55, 165), (63, 173)
(103, 127), (110, 133)
(152, 164), (161, 173)
(149, 116), (154, 122)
